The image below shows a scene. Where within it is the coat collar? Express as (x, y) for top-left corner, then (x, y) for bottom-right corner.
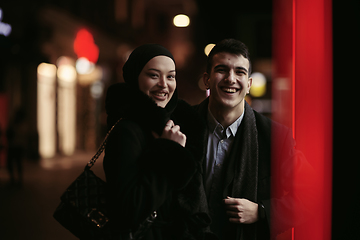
(207, 107), (244, 139)
(105, 83), (178, 136)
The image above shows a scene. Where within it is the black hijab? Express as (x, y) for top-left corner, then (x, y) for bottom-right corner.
(106, 44), (178, 136)
(122, 44), (175, 87)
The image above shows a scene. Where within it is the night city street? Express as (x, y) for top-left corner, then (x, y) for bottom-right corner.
(0, 151), (104, 240)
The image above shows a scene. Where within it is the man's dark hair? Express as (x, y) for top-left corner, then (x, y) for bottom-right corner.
(206, 39), (252, 76)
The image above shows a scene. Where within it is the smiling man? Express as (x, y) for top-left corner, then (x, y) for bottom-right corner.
(195, 39), (309, 240)
(204, 50), (252, 129)
(195, 39), (274, 240)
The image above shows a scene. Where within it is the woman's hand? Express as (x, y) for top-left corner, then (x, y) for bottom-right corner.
(152, 120), (186, 147)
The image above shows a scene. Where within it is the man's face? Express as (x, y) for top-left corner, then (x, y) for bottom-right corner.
(203, 52), (252, 110)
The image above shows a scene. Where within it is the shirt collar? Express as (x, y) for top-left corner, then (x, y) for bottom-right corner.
(207, 107), (245, 139)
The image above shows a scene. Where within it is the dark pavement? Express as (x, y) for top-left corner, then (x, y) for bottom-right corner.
(0, 151), (106, 240)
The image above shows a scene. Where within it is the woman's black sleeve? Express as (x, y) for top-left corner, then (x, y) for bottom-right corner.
(103, 121), (196, 231)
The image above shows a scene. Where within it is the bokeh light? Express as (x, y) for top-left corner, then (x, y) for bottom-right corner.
(37, 63), (57, 158)
(76, 57), (95, 75)
(37, 63), (57, 79)
(250, 72), (267, 97)
(204, 43), (215, 56)
(57, 65), (77, 83)
(73, 28), (99, 63)
(173, 14), (190, 27)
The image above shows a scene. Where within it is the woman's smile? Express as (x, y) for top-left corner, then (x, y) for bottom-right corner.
(150, 90), (169, 101)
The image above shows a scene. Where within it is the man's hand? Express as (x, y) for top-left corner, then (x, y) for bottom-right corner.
(223, 196), (259, 224)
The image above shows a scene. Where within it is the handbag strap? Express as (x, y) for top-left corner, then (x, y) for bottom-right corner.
(85, 118), (122, 170)
(86, 117), (159, 237)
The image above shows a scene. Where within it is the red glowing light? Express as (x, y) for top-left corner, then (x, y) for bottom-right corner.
(273, 0), (333, 239)
(73, 29), (99, 63)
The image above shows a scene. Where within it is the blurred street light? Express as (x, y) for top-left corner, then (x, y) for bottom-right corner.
(57, 65), (77, 83)
(76, 57), (95, 75)
(0, 8), (12, 37)
(74, 29), (99, 63)
(37, 63), (57, 158)
(204, 43), (215, 56)
(173, 14), (190, 27)
(250, 72), (267, 97)
(57, 58), (77, 156)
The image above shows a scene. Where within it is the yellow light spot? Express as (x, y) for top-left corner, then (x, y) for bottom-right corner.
(250, 72), (267, 97)
(204, 43), (215, 56)
(173, 14), (190, 27)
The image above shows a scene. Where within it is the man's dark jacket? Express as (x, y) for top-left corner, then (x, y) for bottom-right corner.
(194, 98), (302, 240)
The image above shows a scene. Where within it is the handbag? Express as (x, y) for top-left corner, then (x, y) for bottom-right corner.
(53, 119), (157, 240)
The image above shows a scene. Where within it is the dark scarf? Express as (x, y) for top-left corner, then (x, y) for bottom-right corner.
(223, 101), (259, 240)
(197, 99), (259, 240)
(105, 83), (178, 136)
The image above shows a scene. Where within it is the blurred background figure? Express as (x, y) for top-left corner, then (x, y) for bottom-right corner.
(0, 124), (4, 171)
(6, 108), (27, 186)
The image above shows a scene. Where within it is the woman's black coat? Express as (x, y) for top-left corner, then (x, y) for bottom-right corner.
(103, 83), (212, 240)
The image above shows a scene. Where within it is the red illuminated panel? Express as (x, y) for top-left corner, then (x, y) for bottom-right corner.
(272, 0), (333, 239)
(74, 29), (99, 63)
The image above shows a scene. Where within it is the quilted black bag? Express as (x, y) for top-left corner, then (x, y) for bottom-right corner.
(53, 169), (111, 239)
(53, 119), (157, 239)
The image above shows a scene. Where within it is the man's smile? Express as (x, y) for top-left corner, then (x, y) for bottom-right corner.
(220, 87), (240, 94)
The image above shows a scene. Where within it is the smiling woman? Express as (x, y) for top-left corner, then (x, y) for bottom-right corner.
(103, 44), (214, 240)
(138, 56), (176, 108)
